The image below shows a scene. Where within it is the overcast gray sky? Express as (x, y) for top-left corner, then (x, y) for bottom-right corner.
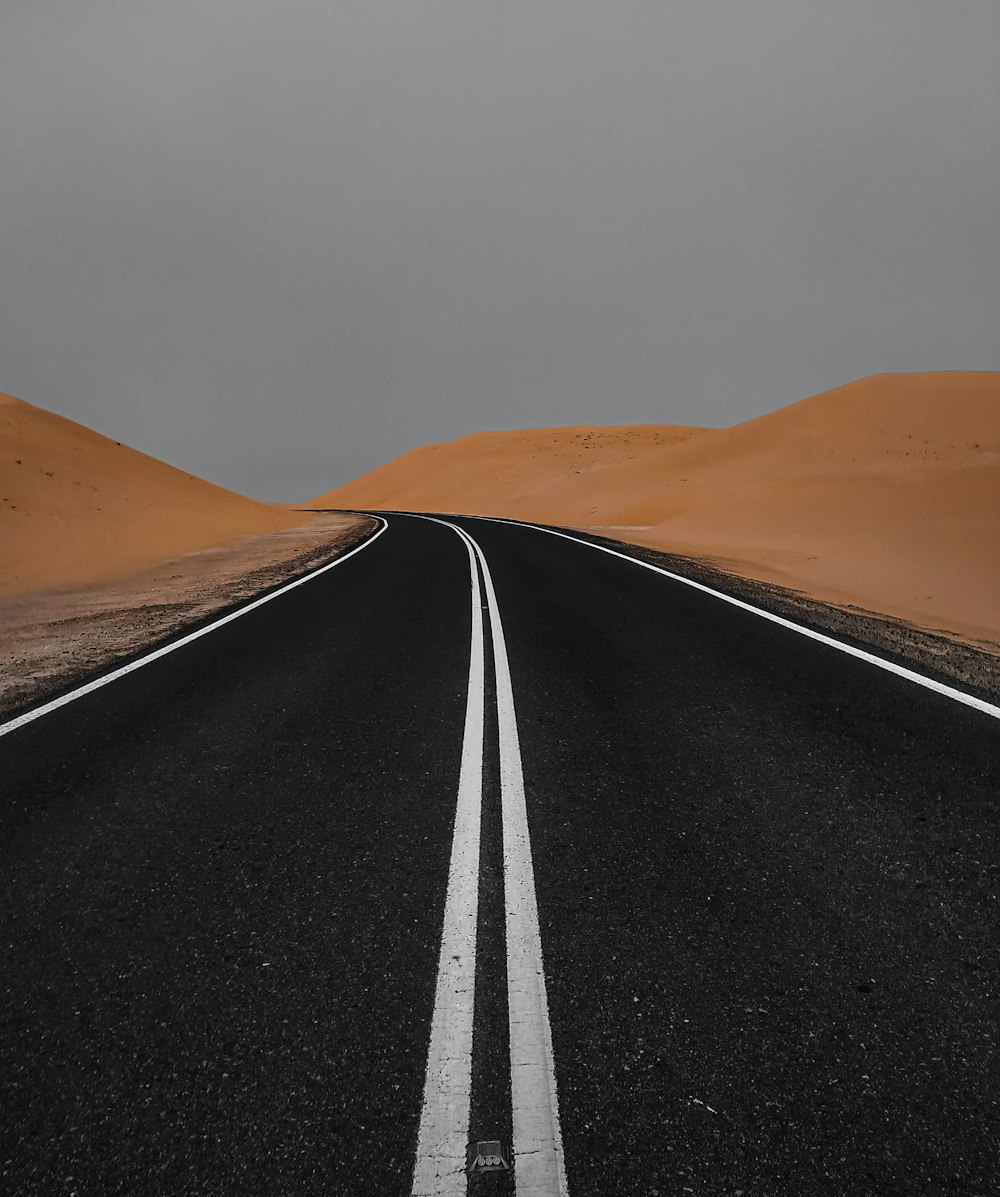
(2, 2), (997, 501)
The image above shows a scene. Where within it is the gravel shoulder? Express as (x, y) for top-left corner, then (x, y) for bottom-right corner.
(0, 513), (375, 719)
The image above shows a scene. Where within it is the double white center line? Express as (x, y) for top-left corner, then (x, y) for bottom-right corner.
(412, 520), (568, 1197)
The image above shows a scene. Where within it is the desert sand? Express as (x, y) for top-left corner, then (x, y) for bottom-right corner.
(0, 514), (371, 718)
(1, 391), (310, 595)
(311, 373), (1000, 647)
(1, 392), (371, 717)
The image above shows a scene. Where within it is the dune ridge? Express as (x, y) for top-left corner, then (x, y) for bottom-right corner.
(311, 372), (1000, 646)
(1, 392), (308, 594)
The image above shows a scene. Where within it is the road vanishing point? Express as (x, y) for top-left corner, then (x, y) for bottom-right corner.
(2, 513), (998, 1195)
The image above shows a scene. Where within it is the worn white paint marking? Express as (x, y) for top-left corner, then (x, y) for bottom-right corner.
(412, 529), (486, 1197)
(477, 516), (1000, 722)
(0, 518), (390, 741)
(455, 521), (568, 1197)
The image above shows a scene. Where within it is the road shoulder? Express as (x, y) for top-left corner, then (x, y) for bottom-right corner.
(0, 513), (375, 719)
(568, 525), (1000, 705)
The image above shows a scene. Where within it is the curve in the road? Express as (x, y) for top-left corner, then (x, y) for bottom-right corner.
(4, 509), (998, 1195)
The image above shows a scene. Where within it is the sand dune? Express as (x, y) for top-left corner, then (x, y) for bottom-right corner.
(1, 392), (308, 594)
(311, 373), (1000, 645)
(312, 423), (712, 521)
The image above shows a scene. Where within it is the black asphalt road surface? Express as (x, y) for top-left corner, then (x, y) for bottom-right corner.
(2, 514), (998, 1196)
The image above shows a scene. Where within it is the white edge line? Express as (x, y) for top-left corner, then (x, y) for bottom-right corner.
(451, 519), (568, 1197)
(468, 515), (1000, 722)
(412, 524), (485, 1197)
(0, 516), (389, 740)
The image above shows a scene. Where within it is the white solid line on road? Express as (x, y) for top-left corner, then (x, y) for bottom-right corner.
(455, 520), (569, 1197)
(0, 517), (389, 741)
(477, 516), (1000, 722)
(412, 529), (486, 1197)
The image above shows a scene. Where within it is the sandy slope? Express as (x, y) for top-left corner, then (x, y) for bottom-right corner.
(311, 373), (1000, 645)
(0, 514), (369, 718)
(1, 392), (308, 594)
(313, 424), (711, 520)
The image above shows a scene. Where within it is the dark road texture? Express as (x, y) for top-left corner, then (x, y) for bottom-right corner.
(3, 512), (998, 1196)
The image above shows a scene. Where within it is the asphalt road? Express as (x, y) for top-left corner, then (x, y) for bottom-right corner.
(2, 513), (998, 1196)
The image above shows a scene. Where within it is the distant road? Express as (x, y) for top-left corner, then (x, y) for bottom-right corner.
(2, 513), (998, 1196)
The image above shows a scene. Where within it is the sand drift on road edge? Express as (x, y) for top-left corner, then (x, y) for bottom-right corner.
(0, 513), (374, 720)
(0, 390), (312, 596)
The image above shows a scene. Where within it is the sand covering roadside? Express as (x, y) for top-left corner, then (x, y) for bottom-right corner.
(0, 515), (373, 718)
(311, 373), (1000, 651)
(0, 390), (372, 718)
(1, 391), (310, 595)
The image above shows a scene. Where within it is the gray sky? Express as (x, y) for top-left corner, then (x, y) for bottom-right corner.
(2, 1), (997, 501)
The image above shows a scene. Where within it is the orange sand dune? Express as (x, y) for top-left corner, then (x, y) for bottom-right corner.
(313, 423), (712, 521)
(1, 392), (307, 594)
(312, 373), (1000, 645)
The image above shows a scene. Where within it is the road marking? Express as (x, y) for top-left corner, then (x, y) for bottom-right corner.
(475, 516), (1000, 722)
(472, 528), (569, 1197)
(412, 516), (568, 1196)
(412, 530), (485, 1197)
(441, 518), (568, 1197)
(0, 517), (389, 740)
